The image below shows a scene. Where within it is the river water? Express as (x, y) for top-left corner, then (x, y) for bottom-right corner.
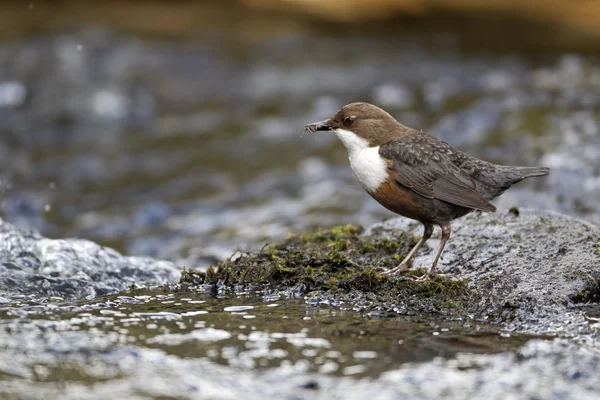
(0, 289), (535, 396)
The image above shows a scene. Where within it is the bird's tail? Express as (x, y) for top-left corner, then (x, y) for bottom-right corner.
(514, 166), (550, 178)
(485, 165), (550, 199)
(499, 166), (550, 184)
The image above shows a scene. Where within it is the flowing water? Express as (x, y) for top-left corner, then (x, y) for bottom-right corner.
(0, 289), (534, 396)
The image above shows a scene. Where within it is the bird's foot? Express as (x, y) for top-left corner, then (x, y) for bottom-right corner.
(377, 263), (410, 277)
(409, 273), (434, 282)
(408, 271), (457, 283)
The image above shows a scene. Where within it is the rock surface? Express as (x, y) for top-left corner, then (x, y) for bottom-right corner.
(365, 209), (600, 335)
(380, 338), (600, 399)
(0, 218), (181, 300)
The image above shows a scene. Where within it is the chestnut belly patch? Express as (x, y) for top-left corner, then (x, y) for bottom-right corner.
(369, 178), (434, 222)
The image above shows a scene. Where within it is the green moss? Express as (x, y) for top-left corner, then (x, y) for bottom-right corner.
(180, 225), (471, 312)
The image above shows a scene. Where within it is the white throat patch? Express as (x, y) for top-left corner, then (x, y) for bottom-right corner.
(334, 129), (388, 192)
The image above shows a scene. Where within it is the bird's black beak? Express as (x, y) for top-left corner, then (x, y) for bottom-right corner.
(304, 119), (333, 134)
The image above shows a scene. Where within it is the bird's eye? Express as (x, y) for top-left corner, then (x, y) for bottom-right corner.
(344, 116), (356, 126)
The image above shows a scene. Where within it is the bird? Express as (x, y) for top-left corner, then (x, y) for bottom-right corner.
(305, 102), (549, 281)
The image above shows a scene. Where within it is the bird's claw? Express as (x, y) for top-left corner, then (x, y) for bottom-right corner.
(408, 272), (458, 282)
(376, 264), (410, 277)
(408, 273), (434, 282)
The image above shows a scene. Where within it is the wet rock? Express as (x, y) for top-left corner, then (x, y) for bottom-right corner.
(380, 338), (600, 399)
(181, 208), (599, 338)
(364, 209), (600, 335)
(0, 218), (180, 299)
(181, 224), (476, 316)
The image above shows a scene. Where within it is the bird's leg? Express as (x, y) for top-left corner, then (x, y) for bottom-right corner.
(380, 223), (433, 276)
(413, 222), (451, 282)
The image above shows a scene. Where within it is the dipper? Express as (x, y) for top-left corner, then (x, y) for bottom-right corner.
(305, 102), (549, 281)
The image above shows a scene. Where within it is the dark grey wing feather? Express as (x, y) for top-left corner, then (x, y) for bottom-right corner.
(379, 137), (496, 212)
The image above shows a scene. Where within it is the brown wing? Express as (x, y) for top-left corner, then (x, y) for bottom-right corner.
(379, 136), (496, 212)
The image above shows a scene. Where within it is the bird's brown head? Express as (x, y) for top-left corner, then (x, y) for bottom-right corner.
(305, 102), (407, 147)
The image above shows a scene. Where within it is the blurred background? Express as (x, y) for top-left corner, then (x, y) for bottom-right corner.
(0, 0), (599, 269)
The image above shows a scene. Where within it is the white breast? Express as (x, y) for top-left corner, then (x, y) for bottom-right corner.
(334, 129), (388, 192)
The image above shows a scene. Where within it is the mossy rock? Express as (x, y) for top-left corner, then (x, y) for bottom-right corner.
(180, 224), (471, 314)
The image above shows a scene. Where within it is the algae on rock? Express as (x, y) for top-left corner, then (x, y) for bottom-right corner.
(180, 224), (470, 314)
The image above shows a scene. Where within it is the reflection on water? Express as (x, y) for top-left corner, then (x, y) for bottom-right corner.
(0, 291), (534, 384)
